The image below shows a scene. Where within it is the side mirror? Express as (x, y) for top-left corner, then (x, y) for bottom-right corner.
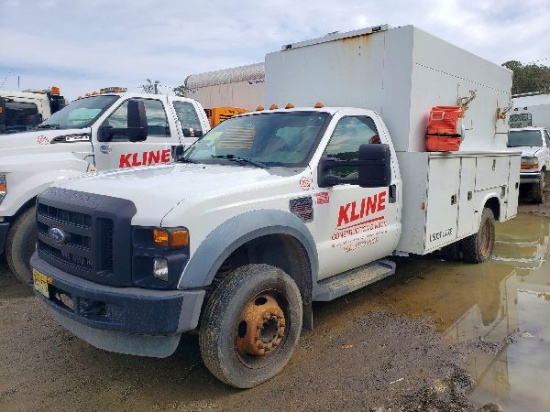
(127, 100), (148, 142)
(318, 143), (392, 188)
(357, 143), (392, 187)
(172, 144), (185, 161)
(96, 100), (149, 143)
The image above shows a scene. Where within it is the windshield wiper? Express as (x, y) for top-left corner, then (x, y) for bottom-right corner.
(212, 154), (267, 169)
(36, 124), (61, 130)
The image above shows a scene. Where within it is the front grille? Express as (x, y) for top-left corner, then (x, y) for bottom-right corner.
(36, 187), (136, 286)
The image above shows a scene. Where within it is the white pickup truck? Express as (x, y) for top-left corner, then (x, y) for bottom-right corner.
(0, 87), (67, 134)
(31, 25), (520, 388)
(0, 90), (210, 283)
(508, 93), (550, 203)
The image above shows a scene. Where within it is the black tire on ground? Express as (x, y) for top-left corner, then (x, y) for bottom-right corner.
(199, 263), (303, 388)
(5, 206), (37, 284)
(531, 172), (545, 204)
(461, 207), (495, 264)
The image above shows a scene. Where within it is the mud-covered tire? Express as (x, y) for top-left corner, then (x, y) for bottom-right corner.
(199, 264), (303, 388)
(5, 206), (37, 284)
(461, 208), (495, 264)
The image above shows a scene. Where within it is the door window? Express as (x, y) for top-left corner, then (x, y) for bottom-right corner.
(324, 116), (380, 178)
(106, 98), (170, 140)
(173, 101), (203, 136)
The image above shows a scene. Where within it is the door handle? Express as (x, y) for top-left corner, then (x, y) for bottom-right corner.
(99, 144), (112, 154)
(389, 184), (397, 203)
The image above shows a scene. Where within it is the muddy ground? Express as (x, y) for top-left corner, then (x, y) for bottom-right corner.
(1, 189), (549, 412)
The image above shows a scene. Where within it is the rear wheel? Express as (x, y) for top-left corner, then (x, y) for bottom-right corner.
(532, 172), (545, 204)
(461, 208), (495, 263)
(5, 206), (37, 284)
(199, 264), (302, 388)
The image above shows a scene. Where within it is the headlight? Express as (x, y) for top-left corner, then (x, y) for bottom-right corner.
(0, 174), (6, 204)
(521, 157), (539, 170)
(153, 258), (169, 281)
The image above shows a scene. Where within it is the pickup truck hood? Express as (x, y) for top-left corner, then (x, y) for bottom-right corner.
(512, 146), (545, 157)
(0, 128), (91, 156)
(51, 163), (296, 225)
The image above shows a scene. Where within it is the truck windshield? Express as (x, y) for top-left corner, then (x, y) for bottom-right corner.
(508, 130), (543, 147)
(38, 95), (120, 130)
(185, 111), (329, 167)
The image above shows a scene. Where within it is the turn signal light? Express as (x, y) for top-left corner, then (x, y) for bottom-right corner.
(153, 228), (189, 248)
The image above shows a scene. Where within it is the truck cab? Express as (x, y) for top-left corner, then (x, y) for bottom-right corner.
(507, 126), (550, 202)
(0, 87), (66, 134)
(0, 89), (210, 283)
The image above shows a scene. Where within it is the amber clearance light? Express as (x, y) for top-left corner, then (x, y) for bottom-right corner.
(153, 228), (189, 248)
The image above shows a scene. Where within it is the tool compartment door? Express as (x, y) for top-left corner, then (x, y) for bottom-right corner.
(424, 156), (460, 251)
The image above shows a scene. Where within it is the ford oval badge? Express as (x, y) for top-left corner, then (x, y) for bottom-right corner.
(48, 227), (66, 244)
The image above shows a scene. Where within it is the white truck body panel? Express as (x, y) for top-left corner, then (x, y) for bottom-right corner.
(266, 25), (512, 153)
(266, 24), (519, 256)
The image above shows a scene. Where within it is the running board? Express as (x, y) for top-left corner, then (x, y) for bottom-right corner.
(315, 259), (396, 301)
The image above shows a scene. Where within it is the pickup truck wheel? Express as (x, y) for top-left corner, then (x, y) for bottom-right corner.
(6, 206), (37, 284)
(199, 264), (303, 388)
(461, 208), (495, 264)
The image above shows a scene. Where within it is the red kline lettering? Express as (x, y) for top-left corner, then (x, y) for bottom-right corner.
(149, 150), (160, 164)
(377, 192), (386, 212)
(161, 149), (171, 163)
(119, 154), (132, 168)
(336, 191), (387, 228)
(131, 153), (142, 167)
(337, 203), (351, 226)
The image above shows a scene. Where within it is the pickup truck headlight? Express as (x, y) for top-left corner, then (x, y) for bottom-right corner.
(0, 174), (6, 204)
(521, 157), (539, 170)
(132, 226), (190, 288)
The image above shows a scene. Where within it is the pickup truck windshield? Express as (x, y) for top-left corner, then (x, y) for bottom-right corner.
(185, 111), (329, 167)
(508, 130), (543, 147)
(38, 95), (120, 130)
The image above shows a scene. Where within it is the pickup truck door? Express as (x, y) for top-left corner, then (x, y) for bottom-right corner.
(94, 97), (177, 170)
(313, 115), (400, 280)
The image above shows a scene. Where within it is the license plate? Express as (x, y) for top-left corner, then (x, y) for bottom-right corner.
(33, 269), (51, 298)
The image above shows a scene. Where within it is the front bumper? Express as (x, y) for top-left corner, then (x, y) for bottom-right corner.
(0, 221), (9, 254)
(520, 171), (542, 184)
(31, 252), (206, 357)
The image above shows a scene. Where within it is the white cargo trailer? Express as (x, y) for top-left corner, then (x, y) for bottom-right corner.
(183, 63), (265, 110)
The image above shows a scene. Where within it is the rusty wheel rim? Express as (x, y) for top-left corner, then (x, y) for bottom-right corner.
(479, 219), (494, 259)
(236, 293), (286, 357)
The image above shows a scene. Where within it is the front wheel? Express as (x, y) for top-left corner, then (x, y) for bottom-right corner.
(5, 206), (37, 284)
(199, 264), (303, 388)
(461, 207), (495, 263)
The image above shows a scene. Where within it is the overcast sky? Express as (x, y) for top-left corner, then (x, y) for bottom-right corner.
(1, 0), (549, 101)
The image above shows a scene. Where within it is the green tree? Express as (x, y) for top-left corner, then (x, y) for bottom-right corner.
(502, 61), (550, 95)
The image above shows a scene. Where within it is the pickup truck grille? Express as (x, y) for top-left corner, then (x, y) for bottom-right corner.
(36, 188), (136, 286)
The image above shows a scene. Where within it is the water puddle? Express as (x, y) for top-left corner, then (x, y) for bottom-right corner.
(386, 212), (550, 411)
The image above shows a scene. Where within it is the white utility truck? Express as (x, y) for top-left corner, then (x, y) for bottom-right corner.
(31, 25), (520, 388)
(507, 91), (550, 202)
(0, 87), (67, 134)
(0, 88), (210, 283)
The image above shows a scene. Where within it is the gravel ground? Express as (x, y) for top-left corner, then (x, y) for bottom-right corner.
(0, 187), (548, 411)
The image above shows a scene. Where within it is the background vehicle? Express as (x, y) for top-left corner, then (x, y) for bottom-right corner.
(182, 63), (265, 110)
(32, 25), (520, 388)
(507, 91), (550, 202)
(0, 88), (210, 283)
(0, 87), (66, 134)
